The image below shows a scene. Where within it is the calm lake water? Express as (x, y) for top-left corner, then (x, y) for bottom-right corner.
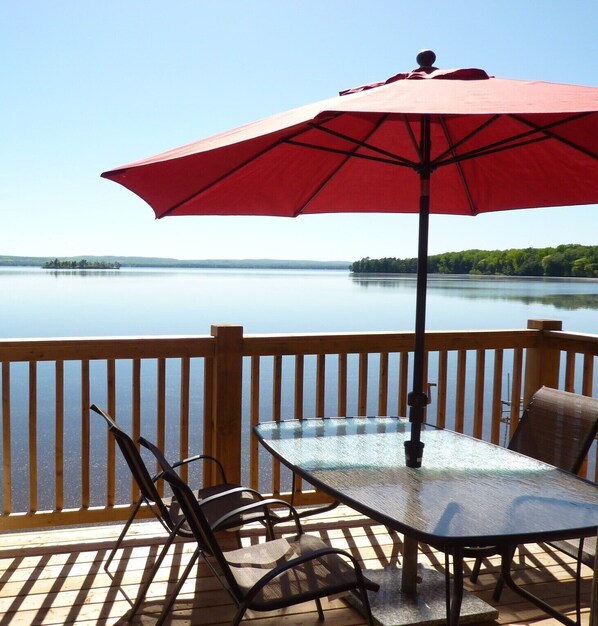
(3, 267), (598, 510)
(2, 266), (598, 337)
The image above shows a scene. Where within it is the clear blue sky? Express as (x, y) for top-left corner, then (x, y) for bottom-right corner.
(1, 1), (596, 262)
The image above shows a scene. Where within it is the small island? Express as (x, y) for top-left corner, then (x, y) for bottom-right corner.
(42, 258), (121, 270)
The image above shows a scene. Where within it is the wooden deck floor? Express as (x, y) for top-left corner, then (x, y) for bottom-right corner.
(0, 505), (592, 625)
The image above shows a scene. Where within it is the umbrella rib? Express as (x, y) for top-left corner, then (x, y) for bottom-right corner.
(435, 112), (597, 169)
(302, 122), (418, 168)
(284, 139), (413, 168)
(155, 119), (347, 218)
(439, 135), (550, 167)
(510, 112), (598, 160)
(431, 116), (501, 166)
(293, 115), (391, 216)
(439, 116), (478, 215)
(401, 114), (423, 164)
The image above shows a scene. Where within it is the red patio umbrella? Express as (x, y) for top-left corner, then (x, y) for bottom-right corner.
(102, 50), (598, 468)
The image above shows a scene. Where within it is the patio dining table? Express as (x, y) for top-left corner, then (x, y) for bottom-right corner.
(254, 416), (598, 626)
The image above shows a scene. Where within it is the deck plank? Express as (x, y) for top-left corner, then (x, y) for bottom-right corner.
(0, 506), (592, 625)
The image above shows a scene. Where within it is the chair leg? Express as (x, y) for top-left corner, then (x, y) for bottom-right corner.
(574, 538), (585, 626)
(231, 603), (248, 626)
(128, 527), (179, 620)
(154, 547), (202, 626)
(315, 597), (325, 620)
(104, 497), (144, 573)
(359, 582), (376, 626)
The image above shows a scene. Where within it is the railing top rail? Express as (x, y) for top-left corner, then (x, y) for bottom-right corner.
(546, 330), (598, 354)
(0, 335), (216, 362)
(243, 328), (540, 356)
(0, 325), (559, 362)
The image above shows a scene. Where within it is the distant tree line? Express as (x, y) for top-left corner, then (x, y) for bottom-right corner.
(42, 258), (121, 270)
(350, 245), (598, 278)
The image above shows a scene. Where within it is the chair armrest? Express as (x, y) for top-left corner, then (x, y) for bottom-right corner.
(138, 436), (227, 484)
(171, 453), (227, 484)
(198, 486), (266, 508)
(212, 498), (303, 534)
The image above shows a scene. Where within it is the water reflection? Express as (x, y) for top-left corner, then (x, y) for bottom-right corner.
(351, 274), (598, 311)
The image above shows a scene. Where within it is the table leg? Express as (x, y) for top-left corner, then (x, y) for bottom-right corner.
(403, 540), (466, 625)
(401, 535), (419, 594)
(447, 550), (464, 626)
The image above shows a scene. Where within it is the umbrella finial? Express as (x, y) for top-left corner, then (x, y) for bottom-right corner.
(416, 49), (436, 68)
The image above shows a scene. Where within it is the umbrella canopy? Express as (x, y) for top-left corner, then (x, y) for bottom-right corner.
(102, 51), (598, 467)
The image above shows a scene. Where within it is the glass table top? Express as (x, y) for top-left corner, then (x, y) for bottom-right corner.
(255, 417), (598, 547)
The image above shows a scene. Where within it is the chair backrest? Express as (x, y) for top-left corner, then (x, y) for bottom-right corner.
(90, 404), (174, 527)
(508, 387), (598, 474)
(161, 468), (243, 600)
(138, 436), (175, 473)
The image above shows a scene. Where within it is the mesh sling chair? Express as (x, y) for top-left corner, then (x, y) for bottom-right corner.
(150, 468), (378, 626)
(467, 387), (598, 620)
(90, 405), (278, 612)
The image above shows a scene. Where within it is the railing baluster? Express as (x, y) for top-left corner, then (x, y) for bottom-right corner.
(436, 351), (448, 428)
(131, 359), (141, 502)
(564, 351), (576, 392)
(473, 350), (485, 439)
(398, 352), (409, 417)
(455, 350), (467, 432)
(28, 362), (38, 512)
(490, 350), (504, 444)
(338, 353), (347, 416)
(2, 362), (10, 515)
(294, 355), (304, 419)
(509, 348), (524, 436)
(273, 355), (282, 421)
(106, 359), (116, 505)
(293, 354), (305, 496)
(583, 354), (594, 396)
(378, 352), (389, 415)
(203, 355), (214, 485)
(272, 355), (282, 494)
(81, 360), (90, 509)
(155, 358), (166, 494)
(250, 356), (260, 491)
(358, 353), (368, 415)
(55, 361), (64, 511)
(316, 355), (326, 417)
(180, 357), (190, 483)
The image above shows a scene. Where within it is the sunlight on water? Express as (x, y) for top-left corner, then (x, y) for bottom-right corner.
(2, 267), (597, 509)
(2, 267), (597, 337)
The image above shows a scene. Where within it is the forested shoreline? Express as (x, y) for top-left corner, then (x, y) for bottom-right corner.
(351, 244), (598, 278)
(0, 255), (349, 270)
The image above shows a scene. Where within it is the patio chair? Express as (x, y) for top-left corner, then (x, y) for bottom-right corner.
(144, 467), (378, 626)
(90, 404), (278, 613)
(467, 388), (598, 615)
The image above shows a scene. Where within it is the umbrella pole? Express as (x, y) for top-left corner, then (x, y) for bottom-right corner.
(404, 116), (431, 469)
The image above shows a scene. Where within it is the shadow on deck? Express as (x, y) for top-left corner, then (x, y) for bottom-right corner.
(0, 505), (591, 625)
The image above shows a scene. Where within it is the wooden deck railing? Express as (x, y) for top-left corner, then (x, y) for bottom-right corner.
(0, 319), (597, 531)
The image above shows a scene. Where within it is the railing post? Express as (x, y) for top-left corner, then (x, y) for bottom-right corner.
(210, 325), (244, 484)
(523, 319), (563, 405)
